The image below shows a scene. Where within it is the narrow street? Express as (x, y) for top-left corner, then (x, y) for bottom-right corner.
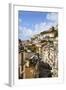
(18, 26), (58, 79)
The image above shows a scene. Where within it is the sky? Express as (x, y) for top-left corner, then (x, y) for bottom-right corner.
(18, 11), (58, 40)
